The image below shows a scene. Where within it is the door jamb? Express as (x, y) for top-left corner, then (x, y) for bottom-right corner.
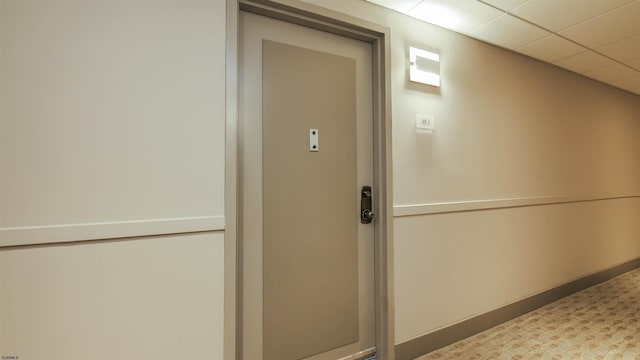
(225, 1), (394, 359)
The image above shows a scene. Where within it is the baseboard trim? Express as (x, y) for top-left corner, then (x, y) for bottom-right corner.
(394, 257), (640, 360)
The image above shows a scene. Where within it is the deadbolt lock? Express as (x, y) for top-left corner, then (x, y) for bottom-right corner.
(361, 186), (375, 224)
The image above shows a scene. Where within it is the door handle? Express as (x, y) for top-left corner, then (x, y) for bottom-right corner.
(361, 186), (375, 224)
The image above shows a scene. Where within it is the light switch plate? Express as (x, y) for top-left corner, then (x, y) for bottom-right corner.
(416, 114), (434, 130)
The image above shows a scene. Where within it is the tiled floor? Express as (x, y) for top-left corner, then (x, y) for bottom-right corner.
(417, 268), (640, 360)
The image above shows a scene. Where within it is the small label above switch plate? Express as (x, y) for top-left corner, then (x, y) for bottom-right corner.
(309, 128), (319, 152)
(416, 114), (435, 130)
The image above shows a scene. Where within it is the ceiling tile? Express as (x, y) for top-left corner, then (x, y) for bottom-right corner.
(554, 50), (615, 73)
(510, 0), (633, 32)
(597, 34), (640, 62)
(584, 61), (638, 83)
(626, 58), (640, 70)
(515, 35), (585, 62)
(469, 14), (549, 49)
(408, 0), (504, 34)
(559, 1), (640, 48)
(478, 0), (530, 11)
(365, 0), (422, 13)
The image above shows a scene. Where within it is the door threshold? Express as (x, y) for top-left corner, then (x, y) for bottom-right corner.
(338, 347), (376, 360)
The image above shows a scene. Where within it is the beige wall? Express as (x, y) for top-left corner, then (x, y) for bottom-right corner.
(300, 0), (640, 345)
(394, 199), (640, 341)
(0, 0), (226, 359)
(0, 233), (224, 359)
(3, 0), (640, 358)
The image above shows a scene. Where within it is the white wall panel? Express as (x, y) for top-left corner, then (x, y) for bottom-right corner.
(0, 232), (225, 360)
(0, 0), (226, 239)
(0, 1), (227, 359)
(394, 198), (640, 342)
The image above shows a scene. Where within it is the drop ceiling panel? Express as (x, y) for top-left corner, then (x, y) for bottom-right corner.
(559, 1), (640, 48)
(409, 0), (504, 34)
(584, 62), (638, 83)
(479, 0), (529, 11)
(597, 34), (640, 62)
(408, 0), (504, 34)
(516, 35), (585, 62)
(366, 0), (422, 12)
(553, 51), (612, 73)
(469, 14), (550, 49)
(510, 0), (634, 32)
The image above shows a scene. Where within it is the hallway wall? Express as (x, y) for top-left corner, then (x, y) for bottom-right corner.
(2, 0), (640, 358)
(301, 0), (640, 344)
(0, 0), (226, 358)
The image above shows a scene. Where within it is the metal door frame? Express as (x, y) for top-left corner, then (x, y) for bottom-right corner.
(225, 1), (394, 358)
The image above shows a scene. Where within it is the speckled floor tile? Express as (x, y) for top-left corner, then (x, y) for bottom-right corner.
(416, 269), (640, 360)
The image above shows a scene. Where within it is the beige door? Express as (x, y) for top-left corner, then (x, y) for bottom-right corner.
(239, 10), (376, 360)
